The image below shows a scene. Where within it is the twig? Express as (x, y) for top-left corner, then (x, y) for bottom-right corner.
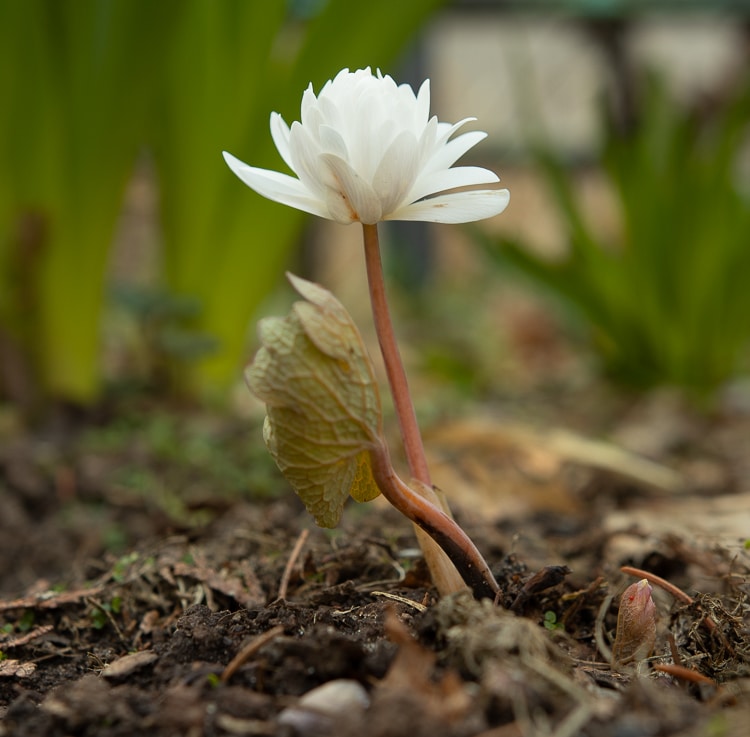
(277, 529), (309, 601)
(220, 625), (284, 684)
(86, 597), (128, 648)
(667, 632), (682, 666)
(370, 591), (427, 612)
(595, 593), (615, 664)
(619, 566), (692, 604)
(0, 584), (107, 612)
(653, 663), (716, 686)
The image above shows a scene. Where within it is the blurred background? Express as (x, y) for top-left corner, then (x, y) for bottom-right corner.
(4, 6), (750, 727)
(3, 0), (750, 605)
(2, 0), (750, 421)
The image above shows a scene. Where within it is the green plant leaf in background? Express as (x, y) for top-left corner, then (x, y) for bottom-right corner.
(483, 73), (750, 399)
(0, 0), (443, 408)
(246, 274), (382, 527)
(152, 0), (445, 398)
(0, 0), (178, 405)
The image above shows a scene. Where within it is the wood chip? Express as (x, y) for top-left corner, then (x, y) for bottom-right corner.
(101, 650), (158, 679)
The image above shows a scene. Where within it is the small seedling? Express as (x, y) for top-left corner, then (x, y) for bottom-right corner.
(17, 611), (35, 633)
(226, 68), (509, 598)
(543, 610), (564, 631)
(111, 552), (140, 583)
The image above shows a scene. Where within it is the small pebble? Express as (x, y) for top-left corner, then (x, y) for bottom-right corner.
(277, 679), (370, 734)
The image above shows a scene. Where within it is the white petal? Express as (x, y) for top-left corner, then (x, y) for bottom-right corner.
(323, 190), (358, 224)
(300, 84), (319, 128)
(270, 113), (294, 171)
(434, 117), (476, 149)
(320, 153), (382, 224)
(385, 188), (510, 224)
(414, 78), (431, 129)
(416, 116), (440, 163)
(407, 165), (500, 203)
(318, 125), (348, 159)
(317, 95), (342, 131)
(288, 122), (327, 197)
(371, 130), (419, 215)
(424, 130), (488, 172)
(222, 152), (329, 218)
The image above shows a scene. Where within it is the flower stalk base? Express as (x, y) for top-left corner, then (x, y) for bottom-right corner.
(362, 223), (496, 597)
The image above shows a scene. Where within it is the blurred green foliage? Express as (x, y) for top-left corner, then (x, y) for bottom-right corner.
(484, 74), (750, 399)
(0, 0), (176, 406)
(0, 0), (443, 409)
(496, 0), (749, 14)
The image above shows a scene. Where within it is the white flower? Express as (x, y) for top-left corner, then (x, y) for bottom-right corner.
(223, 67), (509, 225)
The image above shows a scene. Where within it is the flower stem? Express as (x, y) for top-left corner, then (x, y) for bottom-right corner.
(362, 223), (498, 599)
(362, 223), (431, 484)
(369, 440), (499, 600)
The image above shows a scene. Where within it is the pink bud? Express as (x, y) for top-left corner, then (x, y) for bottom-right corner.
(612, 579), (657, 666)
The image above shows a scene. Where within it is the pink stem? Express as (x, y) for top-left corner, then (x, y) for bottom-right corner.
(369, 441), (499, 600)
(362, 223), (431, 485)
(362, 223), (499, 599)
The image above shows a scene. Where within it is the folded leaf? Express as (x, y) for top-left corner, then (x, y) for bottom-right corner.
(246, 273), (382, 527)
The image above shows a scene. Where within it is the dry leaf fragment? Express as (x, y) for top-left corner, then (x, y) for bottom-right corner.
(101, 650), (158, 679)
(246, 273), (383, 527)
(612, 579), (657, 666)
(0, 659), (37, 678)
(0, 624), (53, 648)
(171, 558), (264, 609)
(0, 584), (107, 612)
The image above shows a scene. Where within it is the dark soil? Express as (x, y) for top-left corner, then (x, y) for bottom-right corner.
(1, 399), (749, 736)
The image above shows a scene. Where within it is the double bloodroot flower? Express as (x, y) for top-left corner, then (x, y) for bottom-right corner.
(228, 67), (507, 599)
(223, 67), (509, 225)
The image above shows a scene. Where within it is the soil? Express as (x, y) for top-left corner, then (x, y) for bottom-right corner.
(1, 392), (749, 737)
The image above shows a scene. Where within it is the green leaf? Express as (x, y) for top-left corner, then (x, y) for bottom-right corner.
(482, 71), (750, 399)
(246, 274), (382, 527)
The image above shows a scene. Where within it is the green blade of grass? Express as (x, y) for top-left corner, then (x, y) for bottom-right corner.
(481, 71), (750, 399)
